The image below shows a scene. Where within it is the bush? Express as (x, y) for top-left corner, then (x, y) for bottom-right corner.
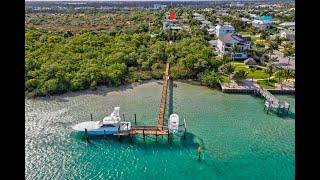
(201, 71), (221, 88)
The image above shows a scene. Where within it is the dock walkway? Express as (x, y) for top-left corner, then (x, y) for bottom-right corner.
(158, 61), (170, 129)
(253, 86), (290, 113)
(114, 61), (171, 137)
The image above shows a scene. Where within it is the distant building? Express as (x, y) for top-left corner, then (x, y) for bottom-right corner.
(252, 16), (273, 30)
(229, 3), (244, 7)
(215, 25), (235, 37)
(217, 33), (251, 60)
(241, 18), (251, 23)
(153, 4), (167, 10)
(279, 22), (295, 28)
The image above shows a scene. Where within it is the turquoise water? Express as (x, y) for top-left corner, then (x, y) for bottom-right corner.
(25, 81), (295, 180)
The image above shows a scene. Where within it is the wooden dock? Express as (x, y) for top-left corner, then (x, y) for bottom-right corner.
(157, 61), (170, 129)
(113, 61), (171, 139)
(253, 87), (290, 114)
(219, 81), (290, 114)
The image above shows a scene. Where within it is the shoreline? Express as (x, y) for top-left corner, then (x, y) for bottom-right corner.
(26, 78), (294, 99)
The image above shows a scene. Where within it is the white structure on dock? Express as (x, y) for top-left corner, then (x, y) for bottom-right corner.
(253, 87), (290, 114)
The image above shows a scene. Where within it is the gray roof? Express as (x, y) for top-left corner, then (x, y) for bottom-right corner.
(244, 58), (257, 65)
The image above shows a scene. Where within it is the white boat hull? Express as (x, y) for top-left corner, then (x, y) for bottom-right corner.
(71, 107), (131, 136)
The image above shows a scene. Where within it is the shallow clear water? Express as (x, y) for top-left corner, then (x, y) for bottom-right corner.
(25, 81), (295, 180)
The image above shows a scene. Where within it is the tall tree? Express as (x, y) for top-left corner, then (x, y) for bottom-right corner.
(265, 65), (274, 83)
(283, 44), (295, 67)
(230, 43), (240, 60)
(250, 66), (257, 82)
(223, 63), (235, 83)
(266, 42), (278, 62)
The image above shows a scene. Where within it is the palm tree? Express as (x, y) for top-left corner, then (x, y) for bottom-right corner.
(234, 70), (248, 81)
(265, 65), (274, 83)
(230, 43), (240, 60)
(250, 66), (257, 82)
(222, 54), (231, 65)
(283, 44), (295, 66)
(223, 63), (235, 83)
(266, 42), (277, 62)
(276, 69), (284, 88)
(284, 69), (294, 81)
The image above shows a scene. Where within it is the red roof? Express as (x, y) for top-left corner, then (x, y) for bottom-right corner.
(168, 10), (175, 20)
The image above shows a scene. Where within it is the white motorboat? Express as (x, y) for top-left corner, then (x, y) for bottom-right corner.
(72, 107), (131, 135)
(168, 114), (179, 133)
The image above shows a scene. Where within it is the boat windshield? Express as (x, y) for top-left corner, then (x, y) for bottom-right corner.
(101, 124), (116, 128)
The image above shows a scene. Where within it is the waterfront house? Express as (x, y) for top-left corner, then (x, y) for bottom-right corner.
(217, 33), (251, 59)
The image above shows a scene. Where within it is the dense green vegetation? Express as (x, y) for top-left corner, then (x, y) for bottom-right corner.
(25, 10), (221, 97)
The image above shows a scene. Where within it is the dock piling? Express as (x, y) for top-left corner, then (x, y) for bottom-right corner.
(156, 130), (158, 142)
(134, 114), (137, 125)
(85, 128), (89, 143)
(197, 146), (202, 161)
(123, 114), (125, 121)
(143, 129), (145, 142)
(184, 119), (187, 140)
(90, 114), (92, 121)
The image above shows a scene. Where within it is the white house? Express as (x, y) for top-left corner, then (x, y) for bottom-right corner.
(279, 22), (295, 28)
(280, 30), (295, 41)
(215, 25), (235, 37)
(217, 33), (251, 59)
(252, 16), (273, 30)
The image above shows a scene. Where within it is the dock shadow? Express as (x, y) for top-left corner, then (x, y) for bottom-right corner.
(72, 131), (206, 151)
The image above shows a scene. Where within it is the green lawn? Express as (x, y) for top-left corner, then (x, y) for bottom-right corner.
(257, 79), (277, 89)
(229, 62), (269, 79)
(257, 76), (286, 89)
(238, 31), (251, 36)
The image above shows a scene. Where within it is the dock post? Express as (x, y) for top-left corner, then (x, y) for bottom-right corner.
(184, 119), (187, 140)
(90, 114), (92, 121)
(85, 128), (89, 143)
(287, 105), (290, 114)
(168, 131), (170, 143)
(143, 129), (145, 142)
(130, 129), (133, 143)
(122, 114), (125, 121)
(156, 130), (158, 142)
(197, 146), (202, 161)
(134, 114), (137, 125)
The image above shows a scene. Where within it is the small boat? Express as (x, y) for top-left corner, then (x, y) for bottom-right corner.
(72, 107), (131, 135)
(168, 114), (179, 134)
